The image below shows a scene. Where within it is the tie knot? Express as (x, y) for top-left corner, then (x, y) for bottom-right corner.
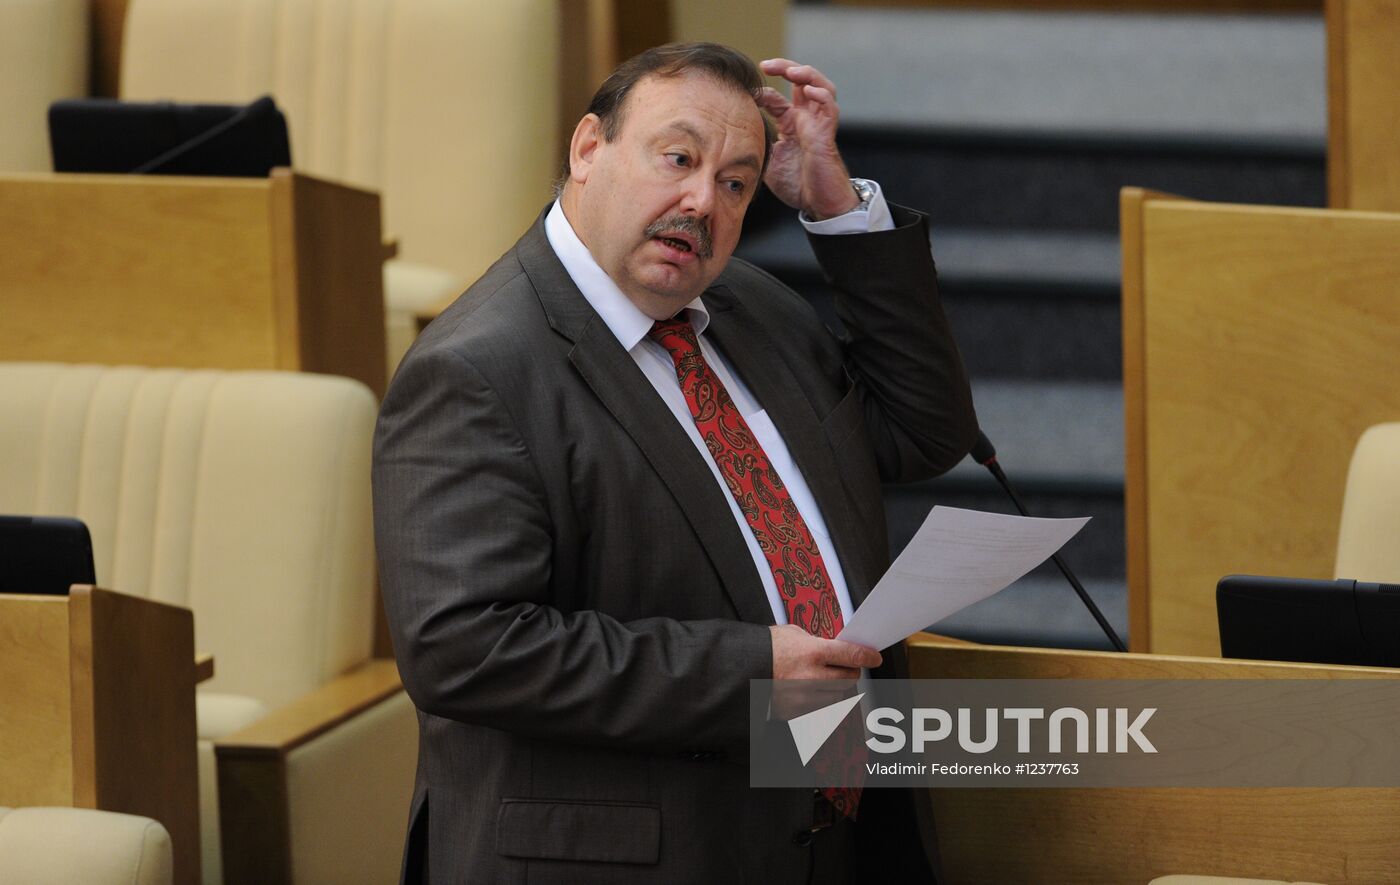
(648, 318), (699, 358)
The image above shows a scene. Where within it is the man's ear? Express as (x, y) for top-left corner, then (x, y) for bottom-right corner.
(569, 114), (603, 185)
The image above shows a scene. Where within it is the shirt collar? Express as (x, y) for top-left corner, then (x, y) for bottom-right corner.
(544, 200), (710, 351)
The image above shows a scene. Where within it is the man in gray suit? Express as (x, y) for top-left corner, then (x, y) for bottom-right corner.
(373, 42), (976, 884)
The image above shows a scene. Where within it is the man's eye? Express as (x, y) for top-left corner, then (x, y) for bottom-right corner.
(667, 153), (690, 167)
(725, 180), (746, 195)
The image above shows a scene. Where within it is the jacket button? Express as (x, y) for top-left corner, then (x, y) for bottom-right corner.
(792, 830), (814, 847)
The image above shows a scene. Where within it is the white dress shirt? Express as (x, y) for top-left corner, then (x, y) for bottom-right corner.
(544, 184), (894, 626)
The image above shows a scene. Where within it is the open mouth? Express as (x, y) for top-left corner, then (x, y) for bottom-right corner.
(643, 217), (710, 259)
(656, 235), (693, 253)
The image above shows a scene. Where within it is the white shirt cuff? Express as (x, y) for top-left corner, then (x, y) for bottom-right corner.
(798, 180), (895, 235)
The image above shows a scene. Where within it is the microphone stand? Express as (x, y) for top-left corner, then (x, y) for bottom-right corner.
(971, 431), (1127, 653)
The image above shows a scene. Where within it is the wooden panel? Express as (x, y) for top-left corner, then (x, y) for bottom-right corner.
(1122, 188), (1189, 653)
(90, 0), (131, 98)
(217, 752), (292, 885)
(0, 596), (74, 806)
(555, 0), (674, 166)
(558, 0), (617, 163)
(1138, 201), (1400, 656)
(267, 169), (303, 374)
(1122, 188), (1149, 653)
(1326, 0), (1350, 205)
(73, 587), (201, 885)
(67, 588), (98, 809)
(615, 0), (671, 62)
(906, 632), (1400, 680)
(1327, 0), (1400, 210)
(278, 170), (388, 399)
(0, 173), (277, 369)
(906, 636), (1400, 884)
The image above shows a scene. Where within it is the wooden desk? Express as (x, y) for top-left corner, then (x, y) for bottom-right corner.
(0, 169), (387, 399)
(909, 633), (1400, 884)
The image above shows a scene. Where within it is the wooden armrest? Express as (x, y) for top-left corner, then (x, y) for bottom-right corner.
(195, 653), (214, 683)
(381, 236), (399, 262)
(216, 658), (403, 756)
(213, 659), (408, 885)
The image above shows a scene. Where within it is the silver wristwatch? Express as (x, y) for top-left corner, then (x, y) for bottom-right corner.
(850, 178), (876, 212)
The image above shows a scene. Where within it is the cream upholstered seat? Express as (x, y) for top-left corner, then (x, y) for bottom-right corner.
(0, 807), (173, 885)
(119, 0), (560, 371)
(0, 0), (87, 172)
(1335, 422), (1400, 581)
(0, 363), (416, 885)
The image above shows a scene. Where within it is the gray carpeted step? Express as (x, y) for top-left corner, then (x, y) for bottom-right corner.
(736, 222), (1125, 379)
(737, 127), (1326, 235)
(927, 574), (1128, 651)
(886, 482), (1125, 584)
(882, 379), (1126, 580)
(740, 220), (1120, 293)
(831, 127), (1325, 232)
(789, 7), (1325, 142)
(954, 379), (1123, 485)
(765, 8), (1329, 232)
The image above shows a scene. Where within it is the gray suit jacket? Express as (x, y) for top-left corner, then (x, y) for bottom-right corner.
(372, 203), (977, 884)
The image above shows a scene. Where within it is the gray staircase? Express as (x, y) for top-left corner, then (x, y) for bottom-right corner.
(737, 5), (1328, 650)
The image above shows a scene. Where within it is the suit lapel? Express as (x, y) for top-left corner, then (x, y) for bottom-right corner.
(515, 216), (775, 626)
(703, 288), (878, 606)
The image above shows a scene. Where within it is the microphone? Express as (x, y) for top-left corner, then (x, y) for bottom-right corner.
(970, 430), (1127, 652)
(969, 430), (997, 466)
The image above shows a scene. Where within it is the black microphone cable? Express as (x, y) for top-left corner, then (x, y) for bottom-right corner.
(970, 430), (1127, 652)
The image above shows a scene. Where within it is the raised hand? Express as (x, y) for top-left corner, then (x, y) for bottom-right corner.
(757, 58), (861, 221)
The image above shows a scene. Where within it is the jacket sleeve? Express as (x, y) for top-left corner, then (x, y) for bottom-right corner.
(807, 202), (979, 482)
(372, 344), (772, 756)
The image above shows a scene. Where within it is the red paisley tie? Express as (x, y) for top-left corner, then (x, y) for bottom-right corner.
(648, 317), (862, 819)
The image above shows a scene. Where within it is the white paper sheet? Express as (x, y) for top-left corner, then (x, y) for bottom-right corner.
(836, 506), (1090, 650)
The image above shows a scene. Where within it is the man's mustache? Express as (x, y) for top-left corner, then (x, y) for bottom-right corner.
(644, 216), (714, 259)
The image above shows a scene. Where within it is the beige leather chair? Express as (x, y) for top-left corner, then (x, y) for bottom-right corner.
(1335, 422), (1400, 581)
(0, 807), (173, 885)
(0, 363), (416, 885)
(0, 0), (88, 171)
(119, 0), (560, 372)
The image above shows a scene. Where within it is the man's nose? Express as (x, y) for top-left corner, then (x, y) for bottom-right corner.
(679, 175), (716, 216)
